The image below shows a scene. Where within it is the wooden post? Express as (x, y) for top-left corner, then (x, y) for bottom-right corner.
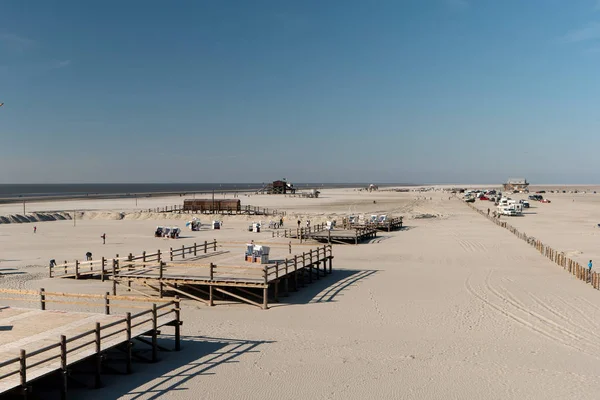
(169, 247), (173, 261)
(94, 322), (102, 388)
(210, 263), (215, 280)
(75, 260), (80, 279)
(174, 297), (181, 350)
(157, 249), (162, 263)
(182, 244), (185, 259)
(101, 257), (106, 282)
(293, 255), (298, 291)
(204, 240), (207, 254)
(60, 335), (67, 399)
(19, 349), (26, 391)
(159, 262), (164, 298)
(126, 312), (132, 374)
(152, 304), (158, 362)
(194, 242), (197, 256)
(40, 288), (46, 310)
(214, 240), (217, 251)
(104, 292), (110, 315)
(112, 279), (117, 296)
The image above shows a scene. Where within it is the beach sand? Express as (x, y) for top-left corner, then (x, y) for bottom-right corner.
(1, 188), (600, 399)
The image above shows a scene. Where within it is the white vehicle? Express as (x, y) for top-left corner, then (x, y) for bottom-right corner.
(498, 203), (523, 216)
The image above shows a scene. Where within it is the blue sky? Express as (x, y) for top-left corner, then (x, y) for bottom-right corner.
(1, 0), (600, 184)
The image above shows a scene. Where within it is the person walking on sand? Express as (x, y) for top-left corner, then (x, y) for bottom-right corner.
(487, 208), (490, 216)
(101, 233), (106, 244)
(280, 217), (284, 227)
(589, 260), (593, 273)
(33, 226), (37, 233)
(297, 219), (301, 228)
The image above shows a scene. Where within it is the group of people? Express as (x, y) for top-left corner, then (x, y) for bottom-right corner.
(268, 217), (285, 229)
(297, 219), (311, 229)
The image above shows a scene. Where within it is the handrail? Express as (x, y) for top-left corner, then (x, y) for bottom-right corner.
(0, 300), (180, 388)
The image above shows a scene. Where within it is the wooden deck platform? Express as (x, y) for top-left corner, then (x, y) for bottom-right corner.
(0, 292), (180, 397)
(273, 224), (378, 244)
(345, 217), (404, 232)
(113, 245), (334, 309)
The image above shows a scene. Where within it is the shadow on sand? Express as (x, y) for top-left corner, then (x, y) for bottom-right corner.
(31, 336), (273, 400)
(269, 269), (378, 308)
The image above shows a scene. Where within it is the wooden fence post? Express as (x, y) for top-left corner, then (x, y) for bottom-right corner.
(40, 288), (46, 310)
(60, 335), (67, 397)
(169, 247), (173, 261)
(194, 243), (197, 256)
(19, 349), (27, 391)
(174, 297), (181, 351)
(204, 241), (207, 254)
(126, 313), (132, 374)
(159, 262), (164, 298)
(75, 260), (80, 279)
(94, 323), (102, 388)
(105, 292), (110, 315)
(151, 304), (158, 362)
(214, 240), (217, 251)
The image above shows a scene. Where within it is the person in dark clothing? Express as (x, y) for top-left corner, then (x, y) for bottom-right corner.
(101, 233), (106, 244)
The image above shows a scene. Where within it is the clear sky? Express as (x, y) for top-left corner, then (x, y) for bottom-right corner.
(1, 0), (600, 184)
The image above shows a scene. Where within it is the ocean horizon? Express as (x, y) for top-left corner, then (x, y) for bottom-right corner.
(0, 183), (419, 199)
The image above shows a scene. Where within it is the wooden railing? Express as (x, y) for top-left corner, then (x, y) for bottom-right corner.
(0, 290), (181, 390)
(145, 204), (286, 216)
(117, 245), (332, 285)
(272, 223), (328, 239)
(50, 240), (218, 279)
(264, 245), (333, 283)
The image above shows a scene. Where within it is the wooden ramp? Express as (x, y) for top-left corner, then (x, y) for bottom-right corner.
(0, 292), (181, 397)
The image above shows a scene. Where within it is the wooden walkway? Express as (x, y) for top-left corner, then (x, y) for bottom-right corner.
(273, 224), (378, 244)
(113, 245), (334, 309)
(0, 290), (181, 397)
(344, 217), (403, 232)
(147, 204), (285, 216)
(50, 240), (219, 280)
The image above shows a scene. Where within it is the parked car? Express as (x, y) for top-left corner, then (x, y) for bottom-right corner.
(540, 199), (551, 203)
(479, 196), (489, 201)
(519, 200), (530, 208)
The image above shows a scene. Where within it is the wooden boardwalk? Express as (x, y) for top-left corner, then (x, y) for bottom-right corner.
(0, 291), (181, 397)
(273, 224), (378, 244)
(344, 217), (403, 232)
(113, 245), (334, 309)
(50, 240), (220, 280)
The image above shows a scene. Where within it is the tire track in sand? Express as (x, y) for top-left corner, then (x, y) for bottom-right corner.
(465, 272), (600, 358)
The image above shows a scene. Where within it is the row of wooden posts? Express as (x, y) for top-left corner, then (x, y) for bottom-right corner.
(117, 245), (333, 309)
(49, 240), (219, 279)
(0, 289), (181, 397)
(273, 223), (327, 242)
(466, 202), (600, 290)
(146, 204), (285, 216)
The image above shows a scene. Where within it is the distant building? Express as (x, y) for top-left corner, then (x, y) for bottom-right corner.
(268, 180), (295, 194)
(503, 178), (529, 192)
